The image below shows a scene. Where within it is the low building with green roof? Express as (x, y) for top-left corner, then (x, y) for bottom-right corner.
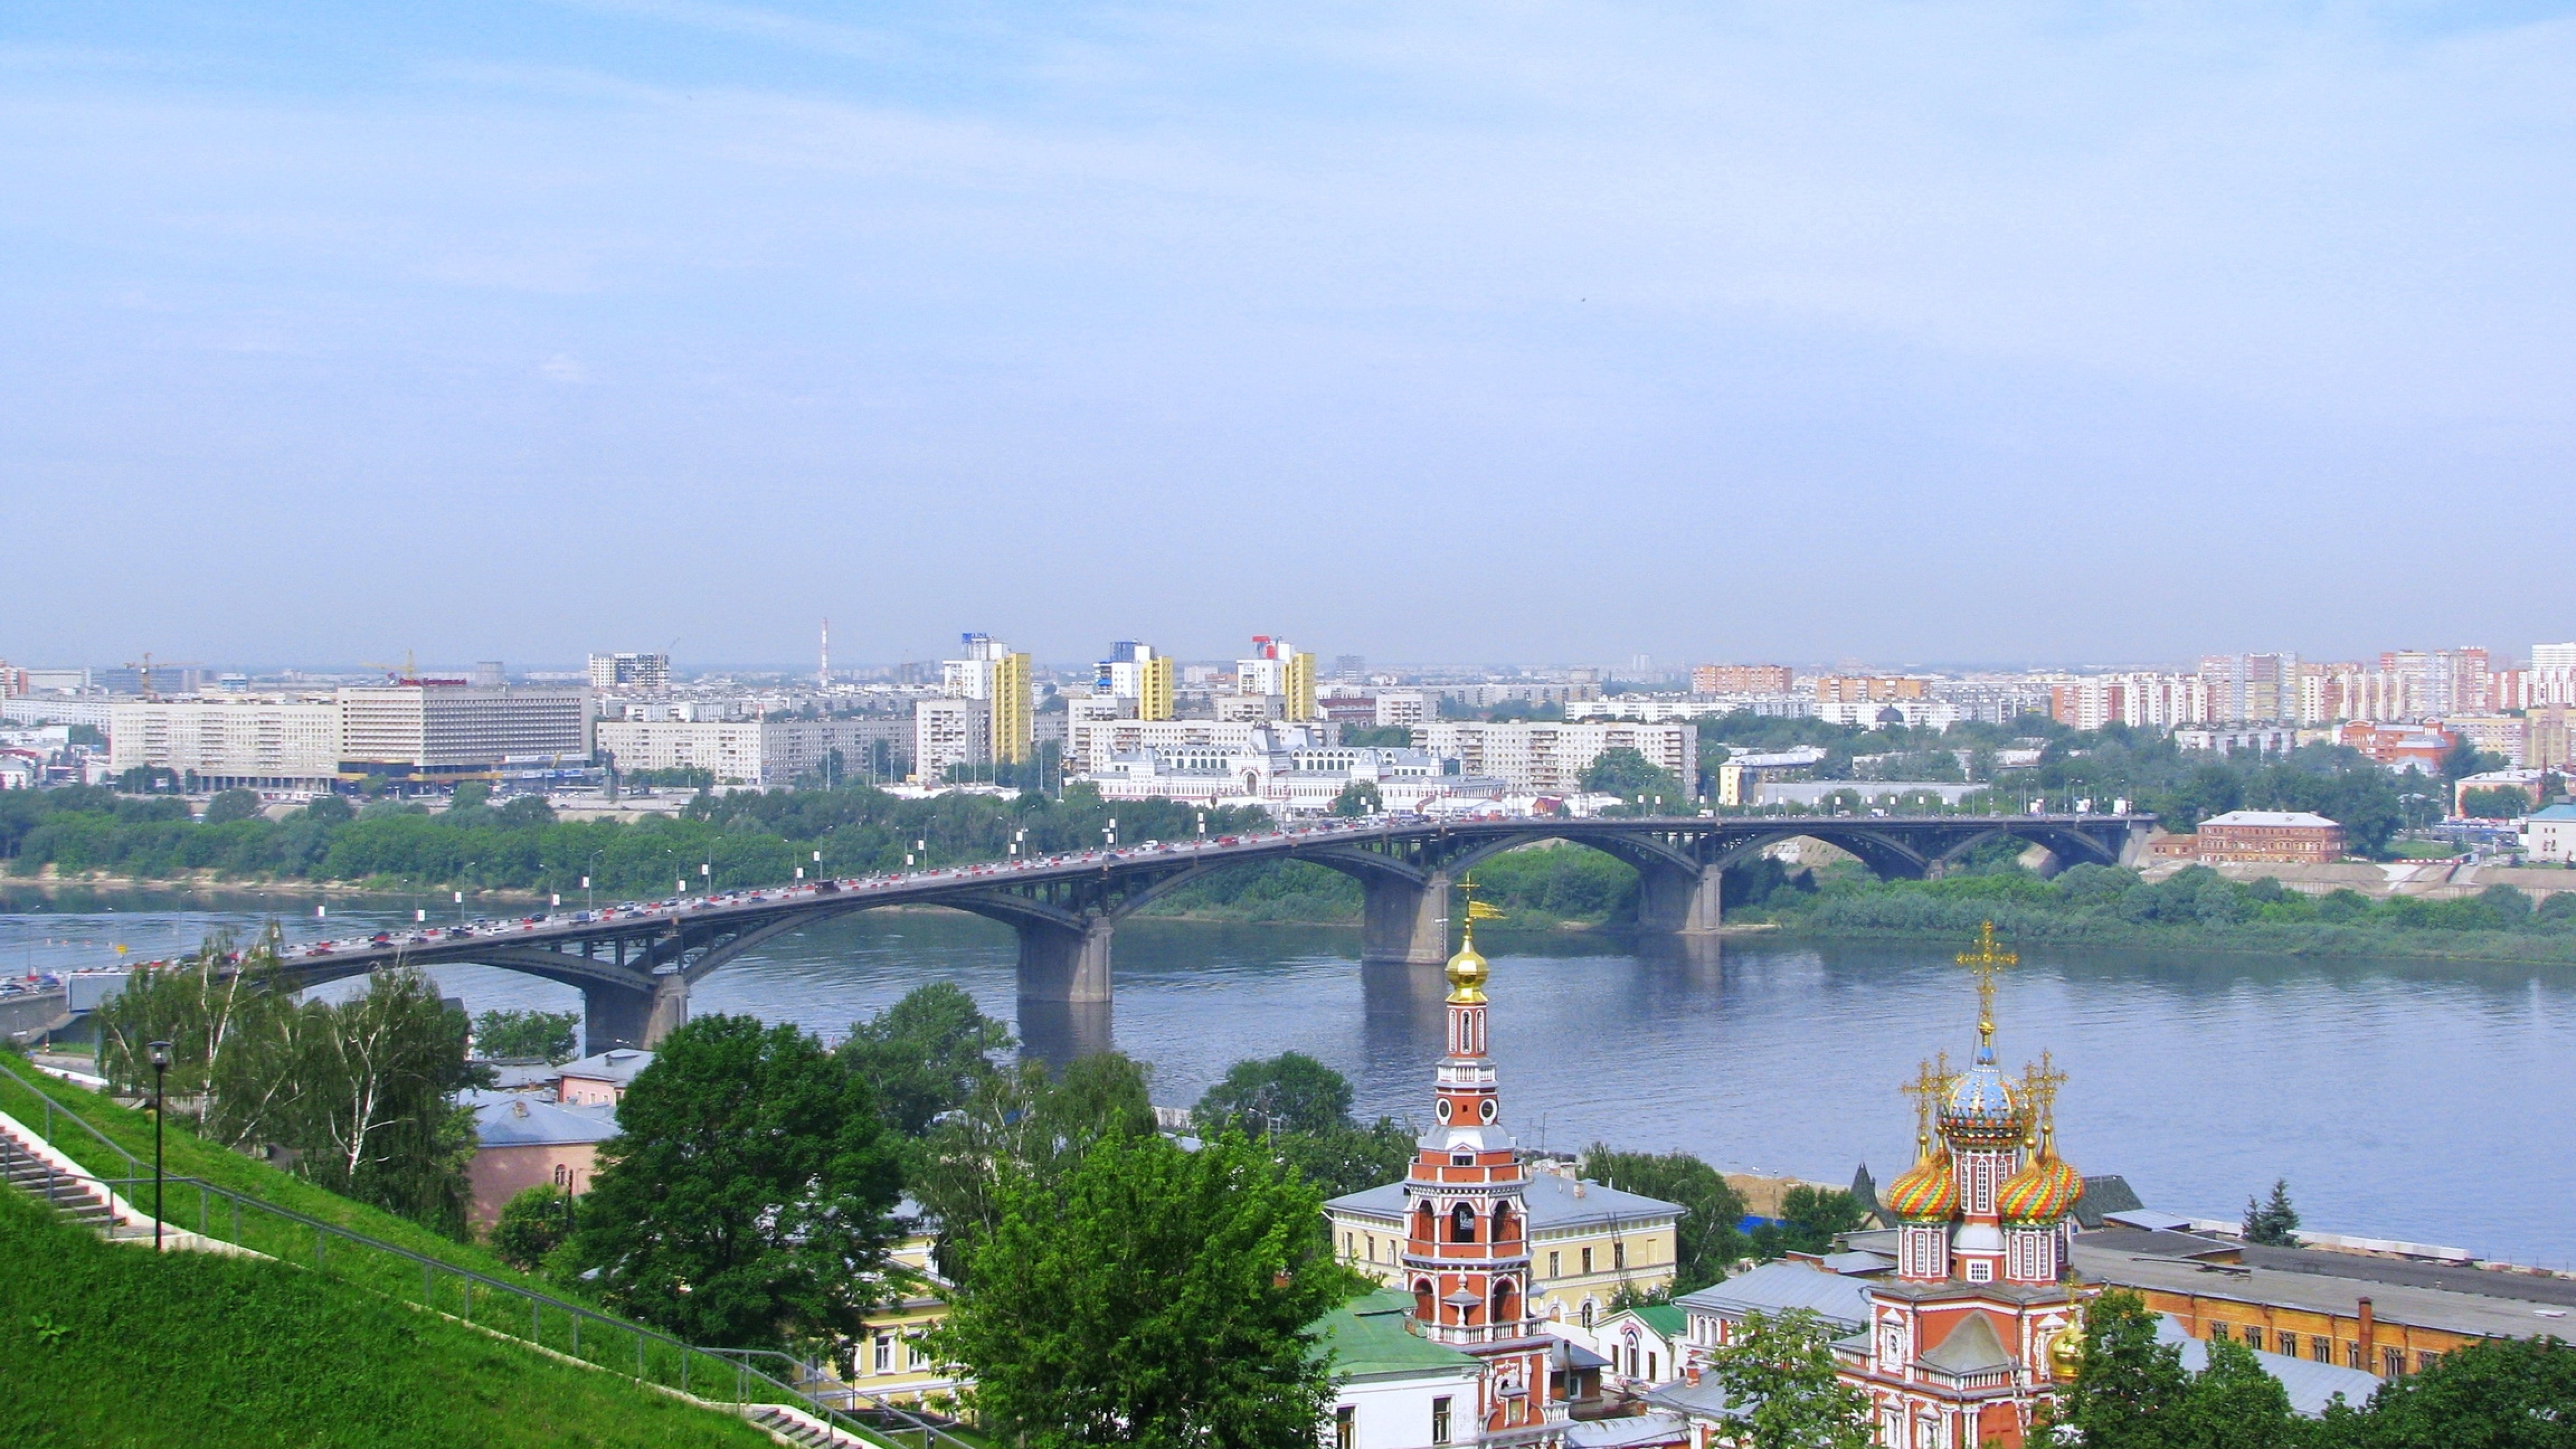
(1315, 1289), (1485, 1449)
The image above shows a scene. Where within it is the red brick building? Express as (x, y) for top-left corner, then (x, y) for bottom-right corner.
(2194, 811), (2345, 863)
(1691, 664), (1794, 696)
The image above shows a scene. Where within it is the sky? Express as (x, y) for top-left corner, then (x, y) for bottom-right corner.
(6, 2), (2574, 671)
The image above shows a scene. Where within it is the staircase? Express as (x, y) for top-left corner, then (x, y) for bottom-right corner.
(744, 1404), (874, 1447)
(0, 1125), (124, 1233)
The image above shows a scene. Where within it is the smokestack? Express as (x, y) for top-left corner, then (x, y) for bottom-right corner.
(2358, 1297), (2375, 1370)
(819, 618), (830, 688)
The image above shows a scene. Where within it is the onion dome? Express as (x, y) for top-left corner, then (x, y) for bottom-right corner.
(2048, 1317), (2085, 1382)
(1938, 1054), (2026, 1150)
(1999, 1133), (2085, 1225)
(1883, 1140), (1958, 1222)
(1445, 934), (1489, 1005)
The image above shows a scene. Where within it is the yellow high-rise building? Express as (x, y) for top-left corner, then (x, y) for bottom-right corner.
(991, 652), (1032, 763)
(1284, 651), (1316, 722)
(1138, 655), (1175, 722)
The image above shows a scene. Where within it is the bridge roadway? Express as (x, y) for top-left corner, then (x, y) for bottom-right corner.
(267, 812), (2154, 1054)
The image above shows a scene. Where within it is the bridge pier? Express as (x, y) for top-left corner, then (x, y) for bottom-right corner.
(1634, 863), (1724, 936)
(1017, 915), (1114, 1004)
(1361, 870), (1452, 966)
(581, 971), (690, 1055)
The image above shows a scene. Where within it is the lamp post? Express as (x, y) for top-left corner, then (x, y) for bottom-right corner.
(147, 1039), (171, 1251)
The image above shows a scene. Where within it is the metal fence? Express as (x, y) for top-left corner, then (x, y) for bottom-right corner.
(0, 1055), (975, 1449)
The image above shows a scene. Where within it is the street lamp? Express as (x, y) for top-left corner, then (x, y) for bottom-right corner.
(147, 1040), (171, 1251)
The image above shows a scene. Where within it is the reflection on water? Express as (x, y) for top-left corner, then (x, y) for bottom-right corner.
(7, 884), (2574, 1264)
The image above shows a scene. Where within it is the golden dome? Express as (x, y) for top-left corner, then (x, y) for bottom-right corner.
(2048, 1315), (2085, 1381)
(1445, 935), (1489, 1004)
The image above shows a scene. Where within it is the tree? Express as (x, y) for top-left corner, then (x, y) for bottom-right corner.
(2242, 1179), (2300, 1246)
(202, 789), (264, 825)
(2033, 1289), (2191, 1449)
(2459, 787), (2531, 821)
(472, 1008), (580, 1063)
(837, 981), (1013, 1136)
(570, 1014), (904, 1350)
(1752, 1185), (1868, 1258)
(2339, 1334), (2576, 1447)
(1039, 1050), (1159, 1147)
(2169, 1333), (2303, 1449)
(1582, 1145), (1749, 1293)
(1196, 1052), (1356, 1138)
(1581, 747), (1686, 806)
(935, 1130), (1355, 1449)
(1268, 1117), (1416, 1199)
(1699, 1308), (1874, 1449)
(490, 1183), (575, 1271)
(2439, 740), (2503, 783)
(1329, 779), (1382, 817)
(294, 969), (484, 1236)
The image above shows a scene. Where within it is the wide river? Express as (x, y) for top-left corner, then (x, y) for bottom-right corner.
(8, 883), (2570, 1266)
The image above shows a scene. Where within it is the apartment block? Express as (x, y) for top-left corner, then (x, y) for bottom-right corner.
(1415, 720), (1697, 797)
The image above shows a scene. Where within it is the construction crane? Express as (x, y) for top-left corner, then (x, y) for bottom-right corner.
(122, 652), (205, 701)
(359, 650), (421, 684)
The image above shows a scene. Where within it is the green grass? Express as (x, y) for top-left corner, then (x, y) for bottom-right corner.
(0, 1186), (776, 1449)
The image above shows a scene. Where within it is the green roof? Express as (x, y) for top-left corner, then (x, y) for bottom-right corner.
(1312, 1289), (1482, 1381)
(1634, 1303), (1686, 1340)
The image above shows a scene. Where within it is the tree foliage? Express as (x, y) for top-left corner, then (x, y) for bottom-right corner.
(569, 1015), (904, 1351)
(1196, 1052), (1355, 1138)
(489, 1183), (574, 1272)
(934, 1129), (1355, 1449)
(1582, 1145), (1749, 1293)
(472, 1008), (581, 1063)
(1752, 1185), (1867, 1259)
(906, 1051), (1160, 1283)
(2242, 1179), (2301, 1247)
(1700, 1308), (1875, 1449)
(836, 982), (1012, 1136)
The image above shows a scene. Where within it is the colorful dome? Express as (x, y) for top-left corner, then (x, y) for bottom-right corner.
(1939, 1055), (2027, 1149)
(1883, 1144), (1958, 1222)
(1998, 1149), (2085, 1225)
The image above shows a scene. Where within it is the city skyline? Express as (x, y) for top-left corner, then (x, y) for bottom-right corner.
(7, 4), (2573, 665)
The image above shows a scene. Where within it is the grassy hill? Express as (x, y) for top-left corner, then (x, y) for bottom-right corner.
(0, 1186), (776, 1449)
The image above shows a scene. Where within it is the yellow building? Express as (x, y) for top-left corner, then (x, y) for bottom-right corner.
(1326, 1168), (1683, 1338)
(990, 651), (1032, 764)
(1285, 651), (1317, 722)
(845, 1224), (964, 1409)
(1138, 654), (1175, 722)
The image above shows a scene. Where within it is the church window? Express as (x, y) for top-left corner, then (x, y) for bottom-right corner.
(1966, 1260), (1992, 1282)
(1431, 1396), (1453, 1445)
(1647, 1352), (1657, 1381)
(1493, 1203), (1515, 1243)
(1581, 1300), (1595, 1329)
(1452, 1203), (1479, 1243)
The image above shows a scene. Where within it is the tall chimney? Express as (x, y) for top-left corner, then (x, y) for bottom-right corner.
(819, 617), (831, 688)
(2357, 1297), (2376, 1371)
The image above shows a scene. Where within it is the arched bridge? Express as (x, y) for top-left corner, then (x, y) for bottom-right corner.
(271, 813), (2152, 1054)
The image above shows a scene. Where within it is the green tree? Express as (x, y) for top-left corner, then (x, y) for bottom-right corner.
(837, 981), (1013, 1136)
(2439, 740), (2503, 783)
(1752, 1186), (1867, 1258)
(1267, 1117), (1416, 1199)
(2337, 1334), (2576, 1447)
(1699, 1308), (1874, 1449)
(1581, 1145), (1749, 1293)
(2170, 1332), (2304, 1449)
(2242, 1179), (2300, 1247)
(1196, 1052), (1355, 1138)
(1581, 747), (1686, 806)
(489, 1183), (575, 1271)
(570, 1014), (904, 1350)
(472, 1008), (581, 1063)
(202, 789), (265, 825)
(1040, 1050), (1160, 1146)
(935, 1130), (1354, 1449)
(2458, 787), (2530, 821)
(2035, 1289), (2191, 1449)
(1329, 779), (1382, 817)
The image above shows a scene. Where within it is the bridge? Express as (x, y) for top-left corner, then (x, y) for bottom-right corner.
(268, 813), (2154, 1054)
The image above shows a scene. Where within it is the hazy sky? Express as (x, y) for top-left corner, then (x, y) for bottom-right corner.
(7, 2), (2573, 670)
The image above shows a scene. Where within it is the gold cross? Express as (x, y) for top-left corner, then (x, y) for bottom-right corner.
(1899, 1053), (1954, 1159)
(1955, 920), (2019, 1050)
(2020, 1049), (2068, 1151)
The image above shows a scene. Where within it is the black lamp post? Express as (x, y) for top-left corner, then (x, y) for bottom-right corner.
(147, 1039), (171, 1251)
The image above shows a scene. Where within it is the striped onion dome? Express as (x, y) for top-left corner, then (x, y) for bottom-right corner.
(1998, 1150), (2085, 1226)
(1883, 1145), (1958, 1223)
(1939, 1054), (2027, 1150)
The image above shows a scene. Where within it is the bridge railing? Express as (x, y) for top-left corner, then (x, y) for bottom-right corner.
(0, 1055), (974, 1449)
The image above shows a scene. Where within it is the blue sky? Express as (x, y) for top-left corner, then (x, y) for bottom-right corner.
(6, 2), (2572, 669)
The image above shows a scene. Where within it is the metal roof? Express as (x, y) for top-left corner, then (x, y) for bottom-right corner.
(2157, 1316), (2377, 1417)
(1326, 1171), (1683, 1232)
(555, 1048), (655, 1085)
(1311, 1289), (1482, 1383)
(1564, 1412), (1689, 1448)
(467, 1091), (619, 1149)
(1675, 1260), (1873, 1332)
(2073, 1239), (2576, 1341)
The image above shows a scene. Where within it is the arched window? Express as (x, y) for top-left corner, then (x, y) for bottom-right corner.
(1414, 1278), (1436, 1321)
(1491, 1278), (1517, 1325)
(1414, 1202), (1436, 1243)
(1580, 1299), (1596, 1330)
(1451, 1202), (1478, 1244)
(1491, 1202), (1515, 1244)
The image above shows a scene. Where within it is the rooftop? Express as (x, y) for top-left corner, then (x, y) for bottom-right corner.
(556, 1048), (655, 1085)
(2072, 1237), (2576, 1341)
(1327, 1171), (1683, 1232)
(1311, 1290), (1482, 1383)
(465, 1091), (619, 1149)
(1675, 1260), (1873, 1332)
(2200, 810), (2341, 829)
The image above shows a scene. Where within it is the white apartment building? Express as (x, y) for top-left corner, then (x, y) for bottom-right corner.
(599, 717), (913, 787)
(913, 696), (992, 782)
(336, 685), (593, 776)
(108, 694), (343, 790)
(1067, 714), (1343, 774)
(1087, 727), (1504, 814)
(1416, 720), (1697, 798)
(1371, 691), (1431, 729)
(587, 652), (671, 692)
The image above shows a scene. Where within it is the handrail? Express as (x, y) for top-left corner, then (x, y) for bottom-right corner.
(0, 1056), (979, 1449)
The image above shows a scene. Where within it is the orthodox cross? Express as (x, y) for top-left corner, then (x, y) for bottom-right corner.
(1955, 919), (2019, 1051)
(2021, 1049), (2069, 1154)
(1899, 1053), (1954, 1160)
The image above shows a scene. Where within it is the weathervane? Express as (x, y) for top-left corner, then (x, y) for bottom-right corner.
(1955, 920), (2019, 1052)
(1455, 876), (1504, 947)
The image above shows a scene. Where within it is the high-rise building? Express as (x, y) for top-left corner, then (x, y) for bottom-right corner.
(108, 694), (342, 791)
(990, 649), (1032, 764)
(1239, 635), (1317, 721)
(336, 684), (593, 779)
(1332, 654), (1366, 681)
(912, 696), (991, 782)
(1417, 720), (1697, 798)
(1692, 664), (1795, 696)
(1096, 641), (1175, 721)
(938, 633), (1032, 765)
(586, 653), (671, 693)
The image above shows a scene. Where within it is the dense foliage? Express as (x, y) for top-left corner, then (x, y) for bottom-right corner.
(0, 1187), (773, 1449)
(1744, 862), (2576, 959)
(473, 1008), (581, 1063)
(1196, 1052), (1416, 1200)
(1698, 1308), (1876, 1449)
(934, 1128), (1356, 1449)
(490, 1183), (576, 1272)
(2243, 1179), (2301, 1247)
(95, 937), (482, 1236)
(834, 981), (1013, 1136)
(568, 1015), (905, 1351)
(0, 779), (1267, 895)
(1752, 1185), (1870, 1259)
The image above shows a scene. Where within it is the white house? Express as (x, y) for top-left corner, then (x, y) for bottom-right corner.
(1317, 1289), (1485, 1449)
(2525, 803), (2576, 864)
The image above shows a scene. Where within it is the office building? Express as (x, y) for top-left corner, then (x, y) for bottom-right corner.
(1239, 635), (1318, 722)
(596, 716), (911, 787)
(1095, 640), (1174, 721)
(586, 652), (671, 693)
(336, 684), (593, 779)
(940, 633), (1032, 765)
(1815, 675), (1930, 704)
(108, 694), (343, 791)
(1067, 713), (1341, 774)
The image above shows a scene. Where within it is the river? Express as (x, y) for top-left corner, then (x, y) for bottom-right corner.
(7, 882), (2570, 1266)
